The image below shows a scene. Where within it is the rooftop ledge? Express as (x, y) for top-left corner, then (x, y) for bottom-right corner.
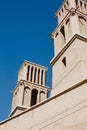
(12, 80), (50, 93)
(18, 60), (47, 74)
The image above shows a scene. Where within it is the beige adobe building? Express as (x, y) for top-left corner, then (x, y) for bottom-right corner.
(0, 0), (87, 129)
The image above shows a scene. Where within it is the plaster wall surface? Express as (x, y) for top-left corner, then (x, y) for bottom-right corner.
(0, 82), (87, 130)
(52, 38), (87, 96)
(18, 64), (27, 81)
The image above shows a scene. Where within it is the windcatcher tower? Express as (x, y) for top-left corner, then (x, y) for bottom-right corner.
(10, 61), (50, 117)
(51, 0), (87, 96)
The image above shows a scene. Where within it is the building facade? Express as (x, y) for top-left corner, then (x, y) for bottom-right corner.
(0, 0), (87, 129)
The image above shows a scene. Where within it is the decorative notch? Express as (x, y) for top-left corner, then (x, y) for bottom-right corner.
(62, 57), (66, 67)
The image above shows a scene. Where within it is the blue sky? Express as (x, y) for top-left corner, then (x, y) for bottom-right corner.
(0, 0), (63, 121)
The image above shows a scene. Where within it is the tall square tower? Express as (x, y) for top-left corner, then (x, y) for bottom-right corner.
(51, 0), (87, 96)
(11, 61), (50, 117)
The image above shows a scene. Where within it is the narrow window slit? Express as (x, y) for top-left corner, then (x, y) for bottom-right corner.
(38, 69), (40, 84)
(84, 3), (86, 8)
(34, 68), (37, 83)
(41, 70), (43, 85)
(66, 18), (70, 25)
(60, 26), (65, 40)
(30, 67), (33, 82)
(80, 1), (82, 8)
(75, 0), (78, 6)
(55, 32), (58, 38)
(62, 57), (66, 67)
(27, 65), (30, 81)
